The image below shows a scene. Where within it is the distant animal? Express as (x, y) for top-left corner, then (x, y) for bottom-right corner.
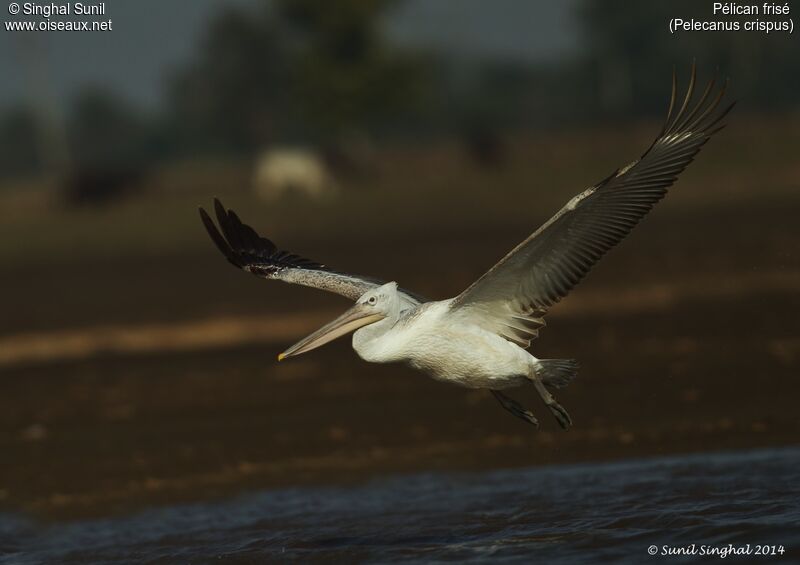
(252, 148), (335, 201)
(463, 124), (505, 168)
(321, 131), (376, 179)
(201, 67), (732, 429)
(61, 165), (144, 207)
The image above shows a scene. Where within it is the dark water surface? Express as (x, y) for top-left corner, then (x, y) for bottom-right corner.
(2, 447), (798, 564)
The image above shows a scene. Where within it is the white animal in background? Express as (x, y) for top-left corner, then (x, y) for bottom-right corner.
(202, 67), (732, 429)
(253, 148), (336, 201)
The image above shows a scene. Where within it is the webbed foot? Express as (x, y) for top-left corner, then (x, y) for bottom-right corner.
(490, 389), (539, 428)
(531, 378), (573, 430)
(546, 399), (572, 430)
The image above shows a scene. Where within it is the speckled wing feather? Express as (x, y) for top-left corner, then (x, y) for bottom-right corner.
(449, 65), (734, 348)
(200, 199), (426, 306)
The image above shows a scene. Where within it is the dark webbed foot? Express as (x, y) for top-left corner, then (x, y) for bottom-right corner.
(532, 378), (573, 430)
(546, 399), (572, 430)
(491, 390), (539, 428)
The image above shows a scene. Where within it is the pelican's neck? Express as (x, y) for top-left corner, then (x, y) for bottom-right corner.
(352, 309), (401, 363)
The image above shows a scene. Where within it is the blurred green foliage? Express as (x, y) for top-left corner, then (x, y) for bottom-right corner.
(67, 87), (154, 168)
(1, 0), (798, 180)
(578, 0), (800, 116)
(166, 4), (288, 154)
(165, 0), (429, 155)
(0, 107), (41, 176)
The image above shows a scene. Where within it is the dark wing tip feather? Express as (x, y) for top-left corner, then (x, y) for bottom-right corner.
(608, 67), (732, 192)
(664, 67), (733, 139)
(661, 66), (678, 135)
(199, 206), (240, 267)
(200, 199), (328, 276)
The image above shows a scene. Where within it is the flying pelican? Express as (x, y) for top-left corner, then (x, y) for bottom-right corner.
(200, 67), (732, 429)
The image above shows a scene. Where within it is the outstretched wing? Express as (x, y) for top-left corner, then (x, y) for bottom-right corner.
(449, 66), (734, 348)
(200, 198), (426, 306)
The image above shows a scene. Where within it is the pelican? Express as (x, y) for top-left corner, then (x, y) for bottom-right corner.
(200, 67), (732, 429)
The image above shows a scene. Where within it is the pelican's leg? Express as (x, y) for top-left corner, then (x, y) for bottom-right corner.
(490, 390), (539, 428)
(531, 378), (572, 430)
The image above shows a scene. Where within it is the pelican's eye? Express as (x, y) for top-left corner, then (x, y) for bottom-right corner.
(367, 296), (377, 305)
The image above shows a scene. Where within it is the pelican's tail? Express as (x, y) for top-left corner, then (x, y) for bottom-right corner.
(537, 359), (579, 389)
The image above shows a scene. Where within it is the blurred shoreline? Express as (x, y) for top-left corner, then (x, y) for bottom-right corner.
(1, 268), (797, 368)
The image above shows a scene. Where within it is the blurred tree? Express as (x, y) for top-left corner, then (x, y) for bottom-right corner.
(60, 87), (151, 206)
(0, 106), (42, 178)
(159, 0), (800, 159)
(167, 4), (289, 154)
(67, 86), (151, 168)
(577, 0), (800, 117)
(167, 0), (430, 154)
(276, 0), (429, 138)
(577, 1), (672, 115)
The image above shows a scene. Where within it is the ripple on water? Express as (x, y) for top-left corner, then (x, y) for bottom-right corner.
(1, 446), (799, 564)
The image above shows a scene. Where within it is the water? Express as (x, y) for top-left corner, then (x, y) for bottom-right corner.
(2, 447), (799, 564)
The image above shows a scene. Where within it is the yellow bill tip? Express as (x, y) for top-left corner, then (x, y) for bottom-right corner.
(277, 353), (286, 362)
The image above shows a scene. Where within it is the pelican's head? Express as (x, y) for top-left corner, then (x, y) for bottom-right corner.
(278, 282), (400, 361)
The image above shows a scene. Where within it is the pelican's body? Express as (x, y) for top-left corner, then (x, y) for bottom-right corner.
(200, 67), (732, 429)
(354, 298), (532, 389)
